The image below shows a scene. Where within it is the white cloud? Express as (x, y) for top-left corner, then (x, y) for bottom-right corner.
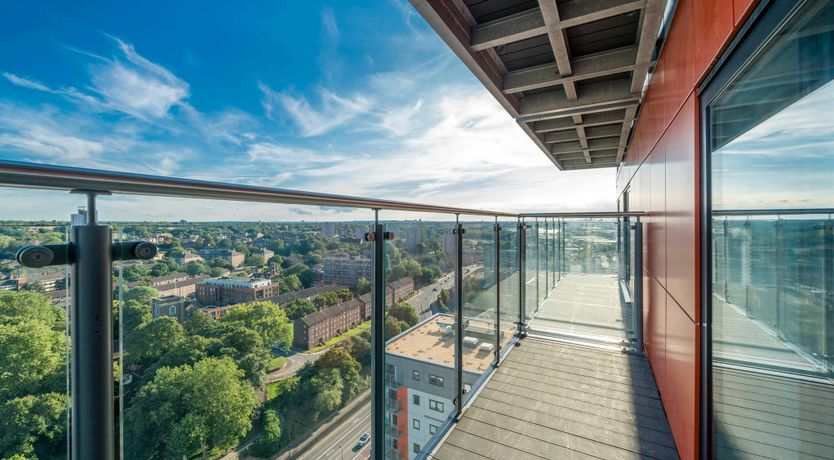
(261, 84), (372, 137)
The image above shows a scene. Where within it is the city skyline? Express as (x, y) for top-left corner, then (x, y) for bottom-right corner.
(0, 1), (616, 221)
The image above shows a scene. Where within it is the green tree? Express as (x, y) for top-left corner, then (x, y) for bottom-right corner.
(123, 264), (150, 282)
(149, 262), (170, 277)
(130, 317), (185, 366)
(284, 298), (316, 321)
(316, 349), (365, 403)
(125, 357), (257, 459)
(389, 303), (418, 328)
(278, 274), (302, 293)
(219, 301), (292, 348)
(0, 393), (67, 458)
(385, 316), (402, 338)
(246, 409), (282, 458)
(21, 282), (44, 293)
(0, 320), (65, 400)
(356, 278), (371, 295)
(403, 259), (422, 279)
(346, 335), (371, 366)
(186, 260), (210, 276)
(309, 368), (343, 416)
(184, 310), (216, 337)
(123, 285), (160, 304)
(245, 254), (265, 267)
(0, 290), (65, 328)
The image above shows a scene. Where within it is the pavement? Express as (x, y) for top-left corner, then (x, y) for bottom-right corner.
(265, 349), (327, 383)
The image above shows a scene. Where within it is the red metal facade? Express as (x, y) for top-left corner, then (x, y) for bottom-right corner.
(616, 1), (759, 458)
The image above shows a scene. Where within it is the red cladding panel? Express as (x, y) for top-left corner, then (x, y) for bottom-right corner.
(734, 0), (757, 26)
(665, 95), (698, 322)
(648, 139), (667, 287)
(664, 0), (695, 119)
(665, 296), (698, 460)
(694, 0), (734, 83)
(645, 273), (667, 391)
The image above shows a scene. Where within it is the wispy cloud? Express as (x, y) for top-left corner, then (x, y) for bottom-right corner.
(261, 84), (371, 136)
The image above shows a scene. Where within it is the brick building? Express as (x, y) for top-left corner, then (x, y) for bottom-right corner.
(323, 256), (372, 288)
(293, 298), (364, 350)
(151, 295), (193, 323)
(195, 277), (277, 307)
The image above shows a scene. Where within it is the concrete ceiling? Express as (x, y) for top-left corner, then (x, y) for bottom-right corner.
(410, 0), (668, 170)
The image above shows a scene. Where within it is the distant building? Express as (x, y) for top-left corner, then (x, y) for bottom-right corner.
(0, 278), (24, 291)
(293, 298), (364, 350)
(198, 248), (245, 268)
(321, 222), (337, 238)
(195, 277), (277, 307)
(18, 271), (65, 291)
(173, 251), (203, 265)
(405, 227), (422, 252)
(387, 277), (414, 306)
(323, 256), (372, 288)
(151, 295), (193, 323)
(198, 305), (233, 320)
(259, 248), (275, 262)
(126, 273), (210, 298)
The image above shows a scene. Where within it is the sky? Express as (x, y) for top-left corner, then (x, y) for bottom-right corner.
(0, 1), (617, 221)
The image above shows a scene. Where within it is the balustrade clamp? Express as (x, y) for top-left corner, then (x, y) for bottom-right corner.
(15, 190), (156, 460)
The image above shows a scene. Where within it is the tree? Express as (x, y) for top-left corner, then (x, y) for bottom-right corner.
(0, 320), (65, 401)
(246, 409), (282, 458)
(0, 393), (67, 458)
(356, 278), (371, 295)
(284, 299), (316, 321)
(385, 316), (402, 338)
(129, 317), (185, 366)
(219, 301), (292, 348)
(389, 303), (418, 328)
(245, 254), (265, 267)
(278, 274), (302, 293)
(0, 290), (65, 328)
(184, 310), (216, 337)
(123, 285), (160, 305)
(149, 262), (170, 277)
(21, 282), (44, 293)
(346, 335), (371, 366)
(316, 349), (364, 403)
(122, 264), (150, 282)
(125, 357), (257, 459)
(403, 259), (422, 279)
(186, 260), (210, 276)
(309, 368), (343, 416)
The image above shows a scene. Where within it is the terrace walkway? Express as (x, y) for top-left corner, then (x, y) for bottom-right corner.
(529, 274), (633, 345)
(431, 338), (678, 460)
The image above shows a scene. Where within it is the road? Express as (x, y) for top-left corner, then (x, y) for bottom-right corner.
(409, 265), (480, 320)
(265, 350), (326, 383)
(297, 399), (372, 460)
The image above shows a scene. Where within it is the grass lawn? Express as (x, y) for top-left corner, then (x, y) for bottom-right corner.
(267, 356), (287, 372)
(305, 320), (370, 354)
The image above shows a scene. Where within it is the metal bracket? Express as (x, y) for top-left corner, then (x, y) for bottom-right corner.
(16, 241), (157, 268)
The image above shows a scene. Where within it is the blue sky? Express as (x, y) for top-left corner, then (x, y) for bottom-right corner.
(0, 0), (616, 221)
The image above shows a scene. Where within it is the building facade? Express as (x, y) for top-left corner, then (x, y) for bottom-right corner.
(195, 277), (277, 307)
(293, 298), (364, 350)
(323, 256), (372, 288)
(151, 295), (192, 323)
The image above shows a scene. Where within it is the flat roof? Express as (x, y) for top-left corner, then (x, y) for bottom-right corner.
(386, 314), (513, 374)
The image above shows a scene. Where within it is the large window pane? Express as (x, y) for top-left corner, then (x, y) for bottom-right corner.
(384, 214), (457, 460)
(114, 198), (374, 459)
(0, 193), (71, 459)
(709, 2), (834, 457)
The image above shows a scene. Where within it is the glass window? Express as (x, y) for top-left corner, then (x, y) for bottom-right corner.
(412, 370), (419, 381)
(428, 399), (444, 412)
(412, 418), (420, 430)
(413, 443), (421, 454)
(707, 1), (834, 457)
(429, 424), (438, 435)
(412, 394), (420, 405)
(428, 374), (443, 386)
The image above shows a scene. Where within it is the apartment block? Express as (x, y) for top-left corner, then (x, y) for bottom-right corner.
(195, 277), (277, 307)
(323, 255), (372, 288)
(293, 298), (364, 350)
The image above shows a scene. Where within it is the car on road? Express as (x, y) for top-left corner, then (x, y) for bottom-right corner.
(432, 287), (438, 291)
(356, 432), (370, 448)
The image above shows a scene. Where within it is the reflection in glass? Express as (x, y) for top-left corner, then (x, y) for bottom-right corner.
(709, 2), (834, 458)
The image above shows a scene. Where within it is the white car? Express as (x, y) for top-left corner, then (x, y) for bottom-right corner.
(356, 432), (370, 448)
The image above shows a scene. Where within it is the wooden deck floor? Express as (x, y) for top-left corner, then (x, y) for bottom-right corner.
(431, 338), (678, 460)
(529, 274), (632, 344)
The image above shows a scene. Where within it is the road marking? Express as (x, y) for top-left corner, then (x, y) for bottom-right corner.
(311, 411), (371, 460)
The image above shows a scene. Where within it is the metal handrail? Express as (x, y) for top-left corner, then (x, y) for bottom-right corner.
(0, 160), (517, 217)
(713, 208), (834, 216)
(519, 211), (646, 218)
